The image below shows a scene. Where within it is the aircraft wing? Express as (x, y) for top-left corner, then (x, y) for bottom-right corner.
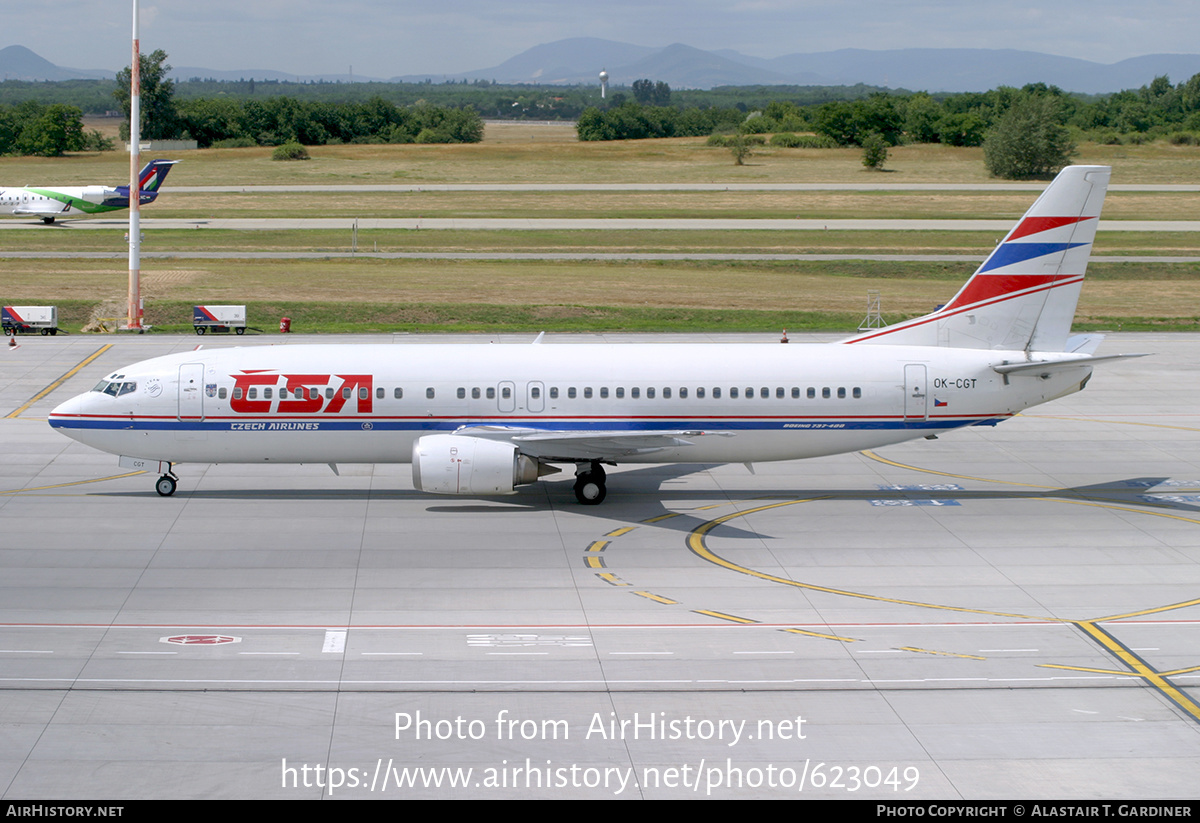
(452, 425), (732, 461)
(13, 201), (69, 217)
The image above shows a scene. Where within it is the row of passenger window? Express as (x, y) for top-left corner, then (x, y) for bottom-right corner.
(522, 386), (864, 400)
(223, 385), (863, 401)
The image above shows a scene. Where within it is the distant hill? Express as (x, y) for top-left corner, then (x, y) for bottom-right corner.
(5, 40), (1200, 94)
(0, 45), (110, 81)
(450, 38), (1200, 94)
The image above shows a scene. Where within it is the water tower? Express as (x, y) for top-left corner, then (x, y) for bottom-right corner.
(599, 69), (608, 99)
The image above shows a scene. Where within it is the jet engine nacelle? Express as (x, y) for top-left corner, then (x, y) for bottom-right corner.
(411, 434), (544, 495)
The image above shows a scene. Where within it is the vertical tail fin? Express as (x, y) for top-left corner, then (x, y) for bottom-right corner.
(137, 159), (178, 193)
(845, 165), (1110, 352)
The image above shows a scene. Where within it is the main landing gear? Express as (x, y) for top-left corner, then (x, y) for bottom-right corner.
(573, 462), (607, 505)
(155, 466), (179, 497)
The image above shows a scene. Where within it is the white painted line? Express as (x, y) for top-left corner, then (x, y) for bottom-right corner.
(323, 630), (347, 653)
(362, 652), (423, 656)
(238, 652), (300, 656)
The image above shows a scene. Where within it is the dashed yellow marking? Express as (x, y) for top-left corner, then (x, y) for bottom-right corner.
(595, 573), (630, 587)
(605, 527), (635, 537)
(633, 591), (678, 605)
(692, 610), (757, 624)
(643, 512), (681, 523)
(584, 556), (606, 569)
(781, 628), (859, 643)
(899, 646), (986, 660)
(7, 344), (112, 419)
(585, 541), (608, 552)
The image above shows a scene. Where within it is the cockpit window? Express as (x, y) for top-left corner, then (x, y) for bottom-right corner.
(94, 380), (137, 397)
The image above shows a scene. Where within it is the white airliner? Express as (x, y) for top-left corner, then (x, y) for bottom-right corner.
(0, 159), (177, 224)
(49, 165), (1140, 503)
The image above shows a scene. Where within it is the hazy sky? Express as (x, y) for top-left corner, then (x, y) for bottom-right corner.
(5, 0), (1197, 79)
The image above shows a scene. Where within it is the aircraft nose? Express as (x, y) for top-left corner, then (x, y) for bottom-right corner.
(48, 393), (86, 427)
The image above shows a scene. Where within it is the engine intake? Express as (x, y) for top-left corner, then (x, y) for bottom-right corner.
(411, 434), (548, 495)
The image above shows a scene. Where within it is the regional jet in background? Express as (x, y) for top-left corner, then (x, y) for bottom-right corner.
(50, 165), (1142, 503)
(0, 159), (177, 224)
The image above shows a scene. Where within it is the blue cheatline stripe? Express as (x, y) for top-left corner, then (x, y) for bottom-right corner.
(979, 242), (1088, 273)
(49, 415), (1008, 434)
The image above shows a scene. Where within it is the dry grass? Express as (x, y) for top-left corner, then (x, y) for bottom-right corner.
(4, 130), (1200, 186)
(4, 258), (1199, 325)
(4, 130), (1199, 332)
(143, 189), (1200, 222)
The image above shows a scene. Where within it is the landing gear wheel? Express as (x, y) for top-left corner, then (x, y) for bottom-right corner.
(574, 475), (606, 505)
(155, 474), (177, 497)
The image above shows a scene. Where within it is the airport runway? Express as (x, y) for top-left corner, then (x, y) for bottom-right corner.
(1, 332), (1198, 799)
(2, 217), (1199, 232)
(164, 183), (1200, 193)
(3, 251), (1199, 264)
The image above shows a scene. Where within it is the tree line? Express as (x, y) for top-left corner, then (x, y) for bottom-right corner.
(579, 75), (1200, 147)
(111, 51), (483, 148)
(0, 101), (112, 156)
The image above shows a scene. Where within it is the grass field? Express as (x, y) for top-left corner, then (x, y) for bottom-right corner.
(3, 126), (1199, 333)
(7, 123), (1200, 185)
(4, 258), (1197, 334)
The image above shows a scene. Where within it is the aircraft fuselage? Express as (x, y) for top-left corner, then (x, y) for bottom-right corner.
(49, 341), (1091, 467)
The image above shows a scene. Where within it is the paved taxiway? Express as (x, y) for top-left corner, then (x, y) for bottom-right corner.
(1, 332), (1197, 799)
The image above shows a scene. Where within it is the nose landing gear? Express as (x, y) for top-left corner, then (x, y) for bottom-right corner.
(155, 467), (179, 497)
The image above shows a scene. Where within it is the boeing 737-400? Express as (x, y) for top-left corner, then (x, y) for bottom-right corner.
(1, 159), (177, 224)
(49, 165), (1142, 503)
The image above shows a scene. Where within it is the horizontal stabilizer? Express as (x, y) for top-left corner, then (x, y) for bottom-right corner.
(993, 352), (1149, 376)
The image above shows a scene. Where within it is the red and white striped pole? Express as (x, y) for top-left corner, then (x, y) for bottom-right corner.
(126, 0), (142, 330)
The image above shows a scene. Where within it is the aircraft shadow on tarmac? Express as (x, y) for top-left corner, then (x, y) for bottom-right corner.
(91, 465), (1186, 541)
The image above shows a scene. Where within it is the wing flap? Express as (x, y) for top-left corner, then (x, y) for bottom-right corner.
(14, 201), (69, 216)
(451, 425), (732, 461)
